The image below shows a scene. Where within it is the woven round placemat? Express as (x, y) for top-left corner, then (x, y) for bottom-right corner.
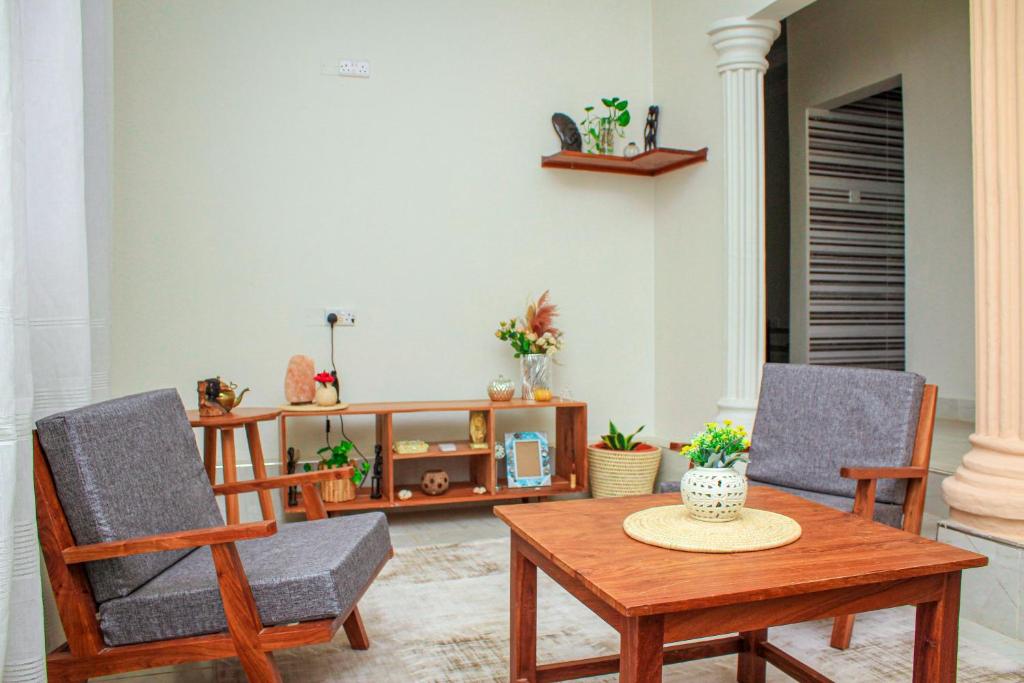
(623, 505), (801, 553)
(278, 402), (350, 412)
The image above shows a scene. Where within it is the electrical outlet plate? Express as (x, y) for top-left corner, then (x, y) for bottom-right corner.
(324, 309), (356, 326)
(339, 59), (370, 78)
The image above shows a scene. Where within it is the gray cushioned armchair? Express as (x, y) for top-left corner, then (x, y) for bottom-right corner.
(34, 389), (392, 682)
(662, 363), (937, 649)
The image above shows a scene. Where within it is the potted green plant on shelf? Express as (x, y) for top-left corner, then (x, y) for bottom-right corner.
(494, 290), (564, 400)
(587, 422), (661, 498)
(678, 420), (751, 522)
(580, 97), (631, 155)
(303, 440), (369, 503)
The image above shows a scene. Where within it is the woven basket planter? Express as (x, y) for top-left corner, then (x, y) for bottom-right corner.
(318, 464), (356, 503)
(587, 442), (662, 498)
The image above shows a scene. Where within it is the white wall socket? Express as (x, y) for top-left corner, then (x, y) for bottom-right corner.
(339, 59), (370, 78)
(324, 309), (356, 326)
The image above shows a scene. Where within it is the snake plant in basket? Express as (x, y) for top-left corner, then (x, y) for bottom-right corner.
(587, 422), (661, 498)
(678, 421), (751, 522)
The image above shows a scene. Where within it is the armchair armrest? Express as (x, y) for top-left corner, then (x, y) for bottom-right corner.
(211, 465), (353, 522)
(840, 466), (928, 480)
(211, 466), (352, 496)
(62, 520), (276, 564)
(840, 466), (929, 523)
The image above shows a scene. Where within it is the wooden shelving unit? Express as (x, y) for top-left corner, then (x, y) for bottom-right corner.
(278, 398), (587, 515)
(541, 147), (708, 176)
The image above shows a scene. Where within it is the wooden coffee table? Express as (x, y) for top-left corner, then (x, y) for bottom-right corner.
(495, 488), (987, 682)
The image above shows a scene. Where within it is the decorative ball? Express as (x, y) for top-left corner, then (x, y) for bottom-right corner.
(532, 388), (552, 402)
(488, 375), (516, 402)
(397, 489), (413, 500)
(420, 469), (450, 496)
(624, 142), (640, 158)
(494, 444), (506, 460)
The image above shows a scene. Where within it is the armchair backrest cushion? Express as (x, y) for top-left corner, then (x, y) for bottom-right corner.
(746, 364), (925, 506)
(36, 389), (223, 603)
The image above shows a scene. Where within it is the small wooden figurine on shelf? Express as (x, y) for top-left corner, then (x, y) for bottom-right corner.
(286, 447), (300, 507)
(644, 105), (659, 151)
(197, 377), (249, 416)
(469, 410), (488, 449)
(370, 444), (384, 499)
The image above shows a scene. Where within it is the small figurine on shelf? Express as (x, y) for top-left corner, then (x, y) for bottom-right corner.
(469, 410), (488, 449)
(370, 444), (384, 499)
(286, 447), (299, 507)
(644, 105), (659, 152)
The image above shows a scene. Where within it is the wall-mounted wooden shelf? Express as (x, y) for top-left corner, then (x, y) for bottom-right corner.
(278, 398), (588, 515)
(541, 147), (708, 176)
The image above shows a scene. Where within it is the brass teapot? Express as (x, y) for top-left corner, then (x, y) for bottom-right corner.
(198, 377), (250, 416)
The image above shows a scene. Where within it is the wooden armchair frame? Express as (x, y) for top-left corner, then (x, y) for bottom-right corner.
(34, 432), (391, 683)
(669, 383), (938, 651)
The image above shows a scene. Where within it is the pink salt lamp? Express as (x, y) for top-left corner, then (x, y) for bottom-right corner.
(284, 355), (316, 404)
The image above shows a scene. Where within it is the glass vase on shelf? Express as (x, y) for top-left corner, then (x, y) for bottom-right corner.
(598, 120), (615, 155)
(520, 353), (552, 400)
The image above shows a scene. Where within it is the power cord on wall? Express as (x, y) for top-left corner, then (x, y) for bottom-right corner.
(323, 312), (367, 471)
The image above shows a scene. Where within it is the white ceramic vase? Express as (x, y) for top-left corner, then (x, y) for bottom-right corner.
(314, 383), (338, 407)
(681, 466), (748, 522)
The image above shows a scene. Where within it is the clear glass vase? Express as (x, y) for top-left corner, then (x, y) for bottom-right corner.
(520, 353), (552, 400)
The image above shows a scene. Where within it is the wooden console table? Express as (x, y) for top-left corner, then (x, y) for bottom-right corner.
(278, 398), (587, 514)
(187, 407), (280, 524)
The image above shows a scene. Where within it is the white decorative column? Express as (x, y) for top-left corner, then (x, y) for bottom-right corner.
(942, 0), (1024, 542)
(708, 18), (780, 428)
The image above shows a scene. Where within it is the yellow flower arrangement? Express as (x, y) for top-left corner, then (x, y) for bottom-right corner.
(679, 419), (750, 468)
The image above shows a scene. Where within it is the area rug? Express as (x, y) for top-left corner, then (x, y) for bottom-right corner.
(206, 537), (1022, 682)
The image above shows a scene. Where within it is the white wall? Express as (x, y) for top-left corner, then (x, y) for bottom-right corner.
(787, 0), (974, 405)
(650, 0), (778, 441)
(113, 0), (658, 483)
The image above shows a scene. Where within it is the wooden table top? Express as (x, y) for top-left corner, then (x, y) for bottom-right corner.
(495, 488), (987, 617)
(186, 407), (282, 427)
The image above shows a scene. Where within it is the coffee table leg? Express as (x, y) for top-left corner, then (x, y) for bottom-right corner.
(510, 534), (537, 682)
(737, 629), (767, 683)
(914, 572), (961, 682)
(620, 615), (664, 683)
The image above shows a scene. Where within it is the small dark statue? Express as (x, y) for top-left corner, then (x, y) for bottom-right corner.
(551, 113), (582, 152)
(370, 444), (384, 499)
(286, 447), (299, 507)
(644, 105), (660, 152)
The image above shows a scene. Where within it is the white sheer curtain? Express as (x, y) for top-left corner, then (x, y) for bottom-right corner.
(0, 1), (111, 679)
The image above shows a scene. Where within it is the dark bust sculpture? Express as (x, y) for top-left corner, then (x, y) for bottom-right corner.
(551, 113), (582, 152)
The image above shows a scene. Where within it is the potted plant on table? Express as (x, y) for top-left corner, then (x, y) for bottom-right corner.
(587, 422), (661, 498)
(303, 440), (369, 503)
(678, 420), (750, 522)
(494, 290), (564, 400)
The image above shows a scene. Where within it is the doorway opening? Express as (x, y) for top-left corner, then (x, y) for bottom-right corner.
(805, 84), (905, 369)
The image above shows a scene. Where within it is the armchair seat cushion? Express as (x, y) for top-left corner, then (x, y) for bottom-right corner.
(98, 513), (391, 647)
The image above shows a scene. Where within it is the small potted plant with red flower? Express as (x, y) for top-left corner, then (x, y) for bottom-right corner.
(314, 370), (338, 407)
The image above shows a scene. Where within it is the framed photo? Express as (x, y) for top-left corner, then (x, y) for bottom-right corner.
(505, 431), (551, 488)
